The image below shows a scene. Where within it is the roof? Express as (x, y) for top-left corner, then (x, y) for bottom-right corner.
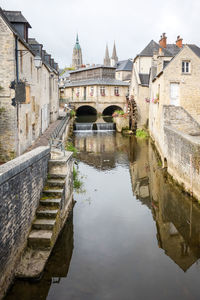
(70, 64), (116, 74)
(115, 59), (133, 71)
(187, 44), (200, 58)
(64, 78), (129, 87)
(3, 10), (31, 28)
(60, 70), (71, 79)
(139, 74), (149, 86)
(138, 40), (181, 57)
(0, 9), (58, 75)
(28, 38), (42, 46)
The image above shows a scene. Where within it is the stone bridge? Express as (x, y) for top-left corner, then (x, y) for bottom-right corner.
(67, 98), (127, 115)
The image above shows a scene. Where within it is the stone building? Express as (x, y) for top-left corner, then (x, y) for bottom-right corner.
(115, 59), (133, 82)
(130, 33), (182, 127)
(72, 34), (83, 69)
(60, 65), (129, 115)
(149, 44), (200, 186)
(0, 8), (59, 161)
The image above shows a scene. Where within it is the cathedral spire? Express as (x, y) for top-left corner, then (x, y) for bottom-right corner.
(104, 44), (110, 66)
(111, 41), (118, 66)
(72, 33), (83, 69)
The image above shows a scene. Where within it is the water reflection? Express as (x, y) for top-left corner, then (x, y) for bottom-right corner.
(5, 213), (74, 300)
(74, 132), (136, 170)
(130, 139), (200, 272)
(5, 132), (200, 300)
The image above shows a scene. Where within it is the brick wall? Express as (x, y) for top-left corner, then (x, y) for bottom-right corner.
(0, 146), (50, 298)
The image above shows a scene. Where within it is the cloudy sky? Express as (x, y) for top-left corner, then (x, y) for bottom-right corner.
(1, 0), (200, 68)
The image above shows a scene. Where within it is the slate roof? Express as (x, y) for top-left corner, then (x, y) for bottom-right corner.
(139, 74), (149, 86)
(187, 44), (200, 58)
(115, 59), (133, 71)
(28, 38), (41, 45)
(139, 40), (181, 57)
(3, 10), (31, 27)
(70, 65), (116, 74)
(64, 78), (129, 87)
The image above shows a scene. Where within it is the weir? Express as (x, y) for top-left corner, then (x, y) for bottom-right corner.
(74, 122), (115, 132)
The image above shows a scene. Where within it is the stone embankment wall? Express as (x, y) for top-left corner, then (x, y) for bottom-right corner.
(163, 106), (200, 200)
(0, 146), (50, 299)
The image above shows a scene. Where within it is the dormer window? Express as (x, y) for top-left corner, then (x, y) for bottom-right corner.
(182, 61), (190, 73)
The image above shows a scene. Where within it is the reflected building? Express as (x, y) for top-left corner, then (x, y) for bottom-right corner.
(74, 132), (137, 170)
(5, 213), (74, 300)
(129, 139), (200, 272)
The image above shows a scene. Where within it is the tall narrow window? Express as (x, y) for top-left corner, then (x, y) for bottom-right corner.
(182, 61), (190, 73)
(100, 86), (105, 96)
(114, 86), (119, 96)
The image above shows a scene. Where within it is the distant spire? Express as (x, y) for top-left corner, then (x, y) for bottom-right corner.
(112, 41), (118, 61)
(104, 44), (110, 66)
(76, 33), (79, 43)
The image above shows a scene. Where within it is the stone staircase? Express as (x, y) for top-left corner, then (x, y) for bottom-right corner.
(27, 176), (65, 251)
(15, 150), (74, 279)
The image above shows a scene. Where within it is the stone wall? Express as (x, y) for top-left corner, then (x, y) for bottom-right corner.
(164, 126), (200, 200)
(0, 146), (50, 298)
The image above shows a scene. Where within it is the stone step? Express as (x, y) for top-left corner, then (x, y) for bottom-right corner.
(32, 219), (56, 230)
(42, 189), (63, 198)
(40, 198), (61, 208)
(28, 230), (53, 249)
(46, 179), (65, 188)
(36, 209), (59, 219)
(48, 174), (66, 179)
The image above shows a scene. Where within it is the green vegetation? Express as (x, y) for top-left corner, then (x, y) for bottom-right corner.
(0, 86), (3, 91)
(136, 129), (149, 139)
(114, 110), (124, 115)
(73, 166), (85, 192)
(65, 141), (78, 156)
(60, 67), (75, 76)
(70, 109), (76, 117)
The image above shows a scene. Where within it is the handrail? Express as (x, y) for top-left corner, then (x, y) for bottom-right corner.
(49, 113), (70, 154)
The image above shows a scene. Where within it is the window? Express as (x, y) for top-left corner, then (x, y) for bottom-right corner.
(114, 86), (119, 96)
(76, 88), (79, 97)
(90, 87), (94, 96)
(182, 61), (190, 73)
(100, 86), (105, 96)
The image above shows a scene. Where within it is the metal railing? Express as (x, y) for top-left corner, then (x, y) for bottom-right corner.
(49, 113), (70, 154)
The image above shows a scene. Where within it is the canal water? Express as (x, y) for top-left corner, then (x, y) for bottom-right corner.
(5, 131), (200, 300)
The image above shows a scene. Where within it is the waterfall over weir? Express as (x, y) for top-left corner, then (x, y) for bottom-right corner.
(74, 122), (115, 132)
(75, 123), (93, 132)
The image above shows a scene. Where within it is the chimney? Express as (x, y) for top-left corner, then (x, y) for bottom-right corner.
(176, 35), (183, 48)
(159, 48), (163, 56)
(159, 33), (167, 48)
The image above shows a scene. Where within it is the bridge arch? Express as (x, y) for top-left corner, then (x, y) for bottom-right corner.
(76, 105), (97, 116)
(102, 105), (123, 116)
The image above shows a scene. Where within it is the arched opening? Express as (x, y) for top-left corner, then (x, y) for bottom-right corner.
(102, 105), (123, 122)
(102, 105), (123, 116)
(76, 105), (97, 123)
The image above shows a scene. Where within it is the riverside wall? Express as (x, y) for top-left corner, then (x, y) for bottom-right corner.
(151, 105), (200, 200)
(0, 146), (50, 299)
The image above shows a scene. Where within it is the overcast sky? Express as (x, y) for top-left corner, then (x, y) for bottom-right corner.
(1, 0), (200, 68)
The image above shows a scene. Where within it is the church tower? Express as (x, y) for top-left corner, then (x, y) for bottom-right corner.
(72, 34), (83, 69)
(110, 41), (118, 67)
(104, 44), (110, 66)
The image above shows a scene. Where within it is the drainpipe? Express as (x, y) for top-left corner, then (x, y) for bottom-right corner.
(15, 36), (20, 156)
